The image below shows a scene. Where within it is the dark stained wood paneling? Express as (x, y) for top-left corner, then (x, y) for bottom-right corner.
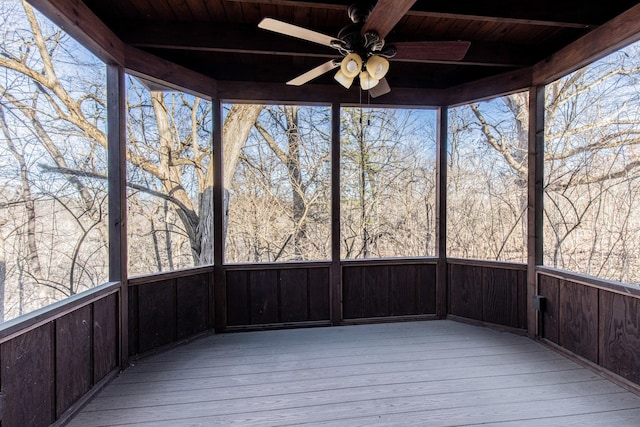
(390, 265), (417, 316)
(449, 264), (483, 320)
(176, 273), (209, 339)
(249, 270), (279, 324)
(1, 324), (54, 426)
(419, 264), (437, 314)
(128, 285), (139, 356)
(138, 279), (177, 353)
(93, 294), (118, 382)
(363, 266), (390, 318)
(279, 269), (308, 322)
(226, 270), (249, 326)
(559, 280), (598, 363)
(343, 266), (364, 319)
(308, 267), (330, 321)
(600, 291), (640, 384)
(518, 270), (528, 330)
(56, 306), (92, 417)
(539, 274), (560, 343)
(482, 267), (518, 328)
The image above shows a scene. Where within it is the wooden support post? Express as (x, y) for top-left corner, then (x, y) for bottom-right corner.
(527, 85), (545, 337)
(107, 64), (128, 367)
(330, 103), (342, 325)
(435, 106), (448, 317)
(213, 99), (226, 333)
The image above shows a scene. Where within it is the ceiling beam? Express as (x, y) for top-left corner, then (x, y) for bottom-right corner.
(533, 2), (640, 85)
(120, 22), (530, 68)
(217, 81), (448, 106)
(26, 0), (125, 65)
(226, 0), (601, 28)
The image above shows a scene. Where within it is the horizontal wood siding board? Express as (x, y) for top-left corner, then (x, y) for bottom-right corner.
(0, 282), (119, 344)
(128, 265), (214, 286)
(56, 306), (93, 417)
(93, 293), (118, 383)
(279, 269), (309, 323)
(224, 261), (331, 271)
(342, 266), (364, 319)
(1, 323), (54, 426)
(559, 280), (598, 363)
(419, 264), (437, 314)
(137, 279), (177, 354)
(600, 291), (640, 385)
(249, 270), (279, 324)
(539, 274), (560, 344)
(390, 265), (418, 316)
(446, 258), (527, 270)
(226, 270), (250, 326)
(308, 268), (330, 321)
(536, 266), (640, 299)
(176, 273), (209, 339)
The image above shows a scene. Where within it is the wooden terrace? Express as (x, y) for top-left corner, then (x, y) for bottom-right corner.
(70, 321), (640, 426)
(1, 0), (640, 426)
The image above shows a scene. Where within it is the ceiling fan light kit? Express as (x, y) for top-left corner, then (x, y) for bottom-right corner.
(334, 69), (355, 89)
(258, 1), (470, 98)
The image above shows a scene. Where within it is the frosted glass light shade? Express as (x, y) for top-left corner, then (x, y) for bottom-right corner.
(359, 70), (379, 90)
(334, 69), (355, 88)
(340, 53), (363, 78)
(366, 55), (389, 80)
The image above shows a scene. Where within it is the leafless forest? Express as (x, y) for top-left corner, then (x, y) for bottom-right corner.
(1, 0), (640, 321)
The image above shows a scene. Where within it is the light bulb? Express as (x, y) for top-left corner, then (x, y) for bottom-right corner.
(340, 53), (363, 78)
(366, 55), (389, 80)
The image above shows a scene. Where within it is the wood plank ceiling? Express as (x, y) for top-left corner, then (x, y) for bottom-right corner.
(81, 0), (640, 95)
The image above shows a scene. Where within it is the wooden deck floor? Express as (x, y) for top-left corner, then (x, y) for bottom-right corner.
(70, 320), (640, 426)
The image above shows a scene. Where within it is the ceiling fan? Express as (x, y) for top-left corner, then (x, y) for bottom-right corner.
(258, 0), (471, 98)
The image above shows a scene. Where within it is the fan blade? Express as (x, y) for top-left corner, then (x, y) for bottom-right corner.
(392, 41), (471, 61)
(259, 18), (338, 48)
(287, 60), (340, 86)
(361, 0), (416, 40)
(369, 77), (391, 98)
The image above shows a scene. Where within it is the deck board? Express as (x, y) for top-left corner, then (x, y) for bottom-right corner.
(69, 320), (640, 426)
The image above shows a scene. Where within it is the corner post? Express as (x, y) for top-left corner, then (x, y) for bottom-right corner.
(107, 64), (128, 367)
(213, 99), (226, 333)
(527, 85), (545, 337)
(435, 106), (448, 317)
(330, 103), (342, 325)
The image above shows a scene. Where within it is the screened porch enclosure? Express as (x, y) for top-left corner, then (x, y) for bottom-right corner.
(1, 0), (640, 426)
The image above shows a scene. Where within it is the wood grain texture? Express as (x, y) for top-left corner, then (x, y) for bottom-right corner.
(1, 324), (54, 426)
(226, 270), (249, 326)
(137, 279), (177, 353)
(56, 306), (93, 417)
(390, 265), (417, 315)
(176, 273), (209, 339)
(93, 294), (118, 383)
(127, 285), (139, 356)
(538, 274), (560, 344)
(279, 269), (308, 322)
(559, 280), (598, 363)
(449, 264), (483, 320)
(600, 291), (640, 384)
(419, 264), (437, 314)
(482, 267), (518, 328)
(249, 270), (279, 324)
(363, 265), (390, 318)
(342, 266), (364, 319)
(308, 267), (330, 321)
(68, 320), (640, 427)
